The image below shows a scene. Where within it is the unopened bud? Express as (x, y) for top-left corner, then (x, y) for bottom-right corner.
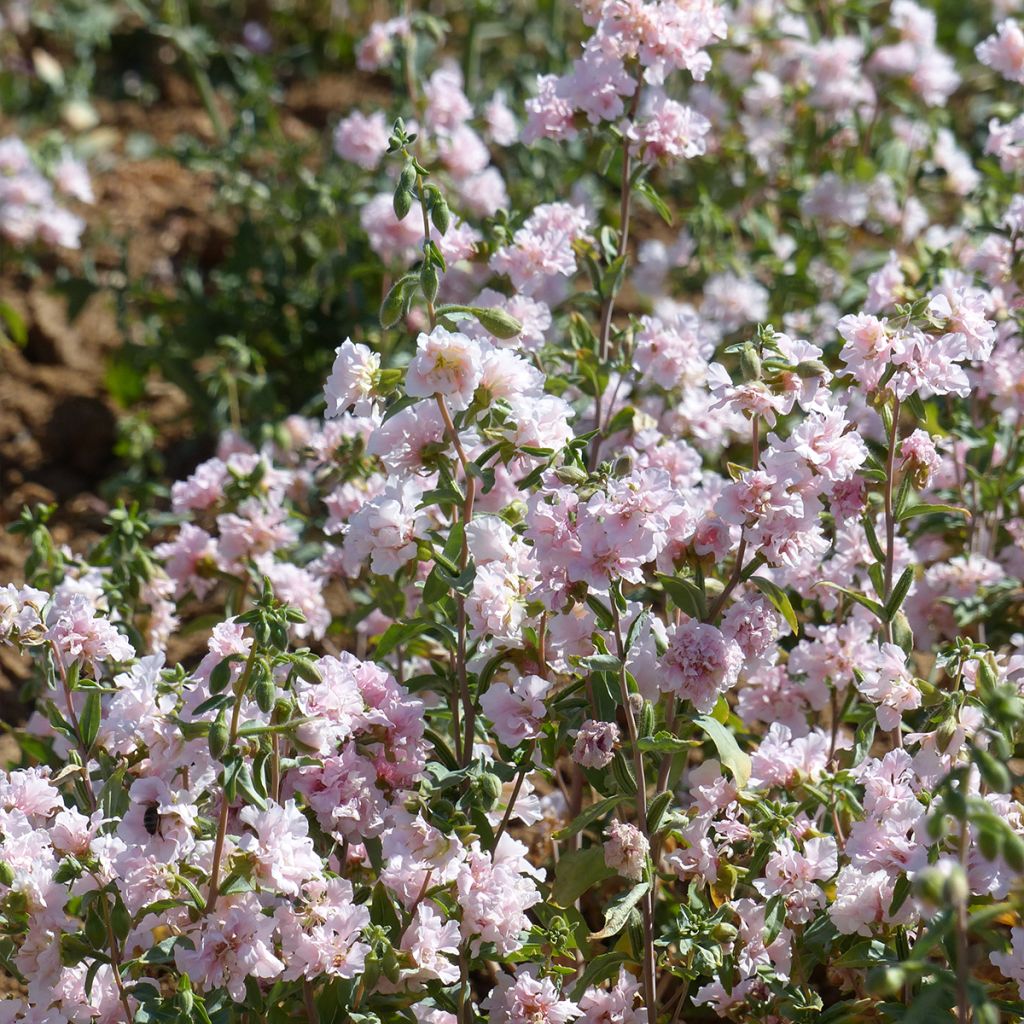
(866, 966), (906, 997)
(208, 711), (229, 761)
(795, 358), (828, 379)
(739, 343), (762, 382)
(479, 772), (503, 805)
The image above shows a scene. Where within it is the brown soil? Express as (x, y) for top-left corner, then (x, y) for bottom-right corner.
(0, 70), (384, 724)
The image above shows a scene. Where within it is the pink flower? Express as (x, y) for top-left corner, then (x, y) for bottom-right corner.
(401, 902), (461, 984)
(238, 799), (321, 896)
(484, 966), (581, 1024)
(523, 75), (577, 144)
(45, 595), (134, 671)
(457, 835), (542, 954)
(977, 20), (1024, 83)
(405, 327), (484, 410)
(856, 642), (921, 732)
(631, 94), (711, 163)
(829, 866), (912, 935)
(572, 720), (620, 768)
(754, 836), (837, 923)
(341, 479), (427, 577)
(578, 967), (646, 1024)
(274, 878), (371, 981)
(175, 893), (285, 1000)
(325, 340), (380, 417)
(479, 674), (550, 747)
(661, 620), (743, 713)
(991, 927), (1024, 998)
(356, 17), (410, 71)
(603, 820), (649, 881)
(899, 429), (941, 487)
(333, 110), (390, 170)
(53, 151), (94, 204)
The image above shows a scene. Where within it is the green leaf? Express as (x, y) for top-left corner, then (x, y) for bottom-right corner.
(748, 576), (799, 635)
(580, 653), (622, 673)
(79, 692), (102, 752)
(570, 952), (629, 1000)
(693, 715), (751, 789)
(897, 503), (970, 522)
(554, 795), (625, 841)
(551, 846), (615, 907)
(589, 882), (650, 939)
(763, 893), (786, 945)
(635, 178), (673, 226)
(374, 619), (432, 657)
(883, 566), (915, 621)
(658, 573), (706, 619)
(637, 732), (692, 754)
(813, 581), (884, 618)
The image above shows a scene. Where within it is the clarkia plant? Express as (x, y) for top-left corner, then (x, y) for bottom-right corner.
(6, 2), (1024, 1023)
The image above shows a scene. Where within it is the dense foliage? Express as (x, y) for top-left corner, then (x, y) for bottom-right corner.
(5, 1), (1024, 1023)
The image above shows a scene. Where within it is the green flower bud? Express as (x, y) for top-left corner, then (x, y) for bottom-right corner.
(393, 186), (413, 221)
(431, 197), (451, 235)
(739, 343), (762, 382)
(209, 711), (230, 761)
(254, 673), (276, 714)
(420, 262), (439, 303)
(865, 966), (906, 997)
(479, 772), (503, 806)
(472, 306), (522, 340)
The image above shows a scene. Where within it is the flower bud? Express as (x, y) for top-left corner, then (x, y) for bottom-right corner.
(209, 711), (230, 761)
(739, 343), (762, 382)
(479, 772), (503, 806)
(0, 861), (15, 886)
(866, 965), (906, 997)
(397, 161), (417, 193)
(420, 262), (439, 303)
(393, 186), (413, 220)
(472, 306), (523, 340)
(431, 197), (451, 235)
(795, 358), (828, 378)
(1004, 831), (1024, 872)
(252, 675), (274, 716)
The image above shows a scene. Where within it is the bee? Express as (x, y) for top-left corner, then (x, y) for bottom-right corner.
(143, 801), (162, 838)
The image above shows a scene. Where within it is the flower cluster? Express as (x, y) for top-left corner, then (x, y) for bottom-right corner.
(5, 2), (1024, 1023)
(0, 137), (90, 249)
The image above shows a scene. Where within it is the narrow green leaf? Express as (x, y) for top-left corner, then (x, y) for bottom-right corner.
(693, 714), (751, 789)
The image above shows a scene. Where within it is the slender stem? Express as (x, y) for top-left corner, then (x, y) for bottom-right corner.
(50, 648), (99, 813)
(303, 979), (319, 1024)
(881, 397), (903, 749)
(206, 643), (258, 914)
(706, 416), (761, 623)
(492, 742), (536, 852)
(435, 394), (478, 764)
(955, 817), (971, 1024)
(881, 397), (901, 647)
(610, 598), (657, 1017)
(96, 882), (135, 1023)
(590, 85), (642, 470)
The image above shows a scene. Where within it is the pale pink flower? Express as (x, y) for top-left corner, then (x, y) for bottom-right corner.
(572, 720), (620, 769)
(405, 327), (484, 410)
(325, 340), (380, 417)
(977, 19), (1024, 83)
(333, 110), (390, 170)
(479, 674), (550, 748)
(604, 820), (649, 881)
